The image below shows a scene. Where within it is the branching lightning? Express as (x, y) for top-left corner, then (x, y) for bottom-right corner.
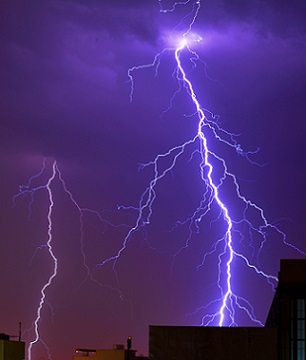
(14, 160), (58, 360)
(12, 1), (305, 358)
(14, 160), (126, 360)
(123, 0), (305, 327)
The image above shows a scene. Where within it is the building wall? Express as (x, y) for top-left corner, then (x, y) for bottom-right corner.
(0, 339), (25, 360)
(266, 259), (306, 360)
(73, 349), (137, 360)
(149, 325), (277, 360)
(149, 260), (306, 360)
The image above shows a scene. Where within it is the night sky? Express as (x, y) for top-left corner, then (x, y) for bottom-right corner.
(0, 0), (305, 359)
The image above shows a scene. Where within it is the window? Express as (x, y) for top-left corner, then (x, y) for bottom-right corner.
(291, 298), (306, 360)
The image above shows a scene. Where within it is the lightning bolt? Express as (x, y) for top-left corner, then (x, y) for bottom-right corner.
(14, 159), (128, 360)
(121, 0), (305, 327)
(21, 160), (58, 360)
(14, 160), (91, 360)
(12, 2), (305, 357)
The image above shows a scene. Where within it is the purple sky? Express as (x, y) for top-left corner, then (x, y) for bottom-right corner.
(0, 0), (305, 359)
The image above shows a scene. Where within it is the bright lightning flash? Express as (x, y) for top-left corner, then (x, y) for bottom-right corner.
(12, 2), (306, 358)
(123, 0), (305, 327)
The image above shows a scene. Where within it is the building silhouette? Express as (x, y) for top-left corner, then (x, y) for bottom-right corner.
(266, 259), (306, 359)
(149, 259), (306, 360)
(73, 347), (136, 360)
(0, 333), (25, 360)
(71, 259), (304, 359)
(73, 338), (148, 360)
(149, 325), (277, 359)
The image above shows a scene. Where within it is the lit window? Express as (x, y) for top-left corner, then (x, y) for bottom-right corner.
(291, 298), (306, 360)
